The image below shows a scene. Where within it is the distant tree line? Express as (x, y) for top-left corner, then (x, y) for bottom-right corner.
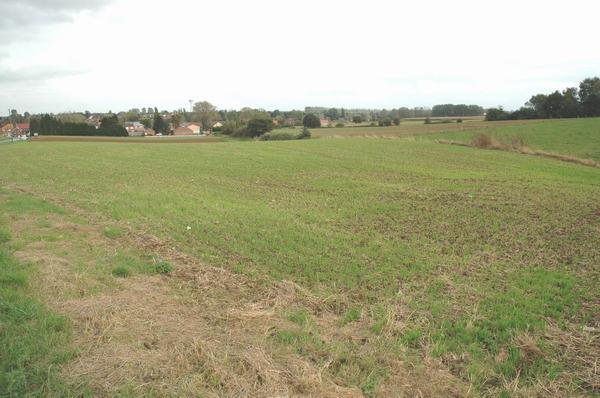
(431, 104), (484, 117)
(30, 114), (127, 136)
(486, 77), (600, 121)
(304, 106), (432, 122)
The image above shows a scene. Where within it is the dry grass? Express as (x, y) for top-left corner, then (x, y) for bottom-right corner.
(7, 196), (470, 397)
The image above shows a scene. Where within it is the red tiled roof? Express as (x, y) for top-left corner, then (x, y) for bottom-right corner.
(16, 123), (30, 129)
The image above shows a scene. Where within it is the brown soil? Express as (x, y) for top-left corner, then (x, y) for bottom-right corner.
(31, 136), (224, 144)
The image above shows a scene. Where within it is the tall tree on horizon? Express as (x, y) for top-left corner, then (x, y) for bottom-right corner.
(193, 101), (218, 131)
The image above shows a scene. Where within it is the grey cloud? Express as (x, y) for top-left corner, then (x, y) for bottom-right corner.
(0, 65), (87, 85)
(0, 0), (114, 35)
(17, 0), (114, 10)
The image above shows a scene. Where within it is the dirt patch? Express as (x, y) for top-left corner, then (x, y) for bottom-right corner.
(31, 136), (224, 144)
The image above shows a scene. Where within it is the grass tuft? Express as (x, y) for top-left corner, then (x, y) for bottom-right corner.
(153, 261), (173, 274)
(111, 266), (131, 278)
(338, 307), (361, 326)
(0, 228), (11, 243)
(286, 308), (309, 326)
(103, 226), (123, 239)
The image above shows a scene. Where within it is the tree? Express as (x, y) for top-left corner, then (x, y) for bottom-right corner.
(140, 119), (152, 129)
(432, 104), (484, 117)
(485, 108), (508, 121)
(193, 101), (218, 131)
(578, 77), (600, 103)
(324, 108), (338, 120)
(153, 111), (169, 135)
(98, 115), (128, 136)
(579, 77), (600, 117)
(527, 94), (549, 118)
(378, 117), (392, 127)
(352, 115), (363, 123)
(244, 116), (274, 137)
(560, 87), (580, 118)
(303, 113), (321, 128)
(58, 113), (86, 123)
(221, 120), (244, 136)
(171, 114), (181, 129)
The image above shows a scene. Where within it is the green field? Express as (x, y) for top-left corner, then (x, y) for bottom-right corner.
(0, 129), (599, 396)
(424, 118), (600, 161)
(315, 117), (600, 162)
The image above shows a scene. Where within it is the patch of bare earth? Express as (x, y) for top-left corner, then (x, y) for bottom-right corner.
(9, 204), (468, 396)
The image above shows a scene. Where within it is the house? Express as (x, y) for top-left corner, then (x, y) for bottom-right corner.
(320, 118), (331, 127)
(1, 122), (12, 135)
(212, 121), (223, 129)
(85, 116), (101, 129)
(1, 122), (30, 136)
(124, 121), (149, 136)
(124, 121), (155, 136)
(173, 126), (193, 136)
(15, 123), (30, 133)
(181, 123), (201, 134)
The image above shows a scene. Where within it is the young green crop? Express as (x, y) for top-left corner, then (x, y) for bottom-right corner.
(0, 131), (598, 395)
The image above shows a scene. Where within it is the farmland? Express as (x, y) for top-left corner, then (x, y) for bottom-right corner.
(0, 132), (599, 396)
(310, 119), (534, 139)
(316, 117), (600, 163)
(424, 117), (600, 162)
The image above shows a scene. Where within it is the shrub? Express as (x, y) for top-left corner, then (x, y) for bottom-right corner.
(424, 117), (432, 124)
(456, 118), (463, 123)
(111, 266), (130, 277)
(245, 117), (274, 137)
(510, 136), (527, 150)
(352, 116), (363, 123)
(153, 261), (173, 274)
(335, 122), (345, 128)
(259, 131), (296, 141)
(378, 118), (392, 127)
(471, 133), (504, 149)
(297, 127), (311, 139)
(259, 128), (311, 141)
(221, 120), (244, 136)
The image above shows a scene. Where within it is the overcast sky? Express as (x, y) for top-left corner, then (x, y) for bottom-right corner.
(1, 0), (599, 114)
